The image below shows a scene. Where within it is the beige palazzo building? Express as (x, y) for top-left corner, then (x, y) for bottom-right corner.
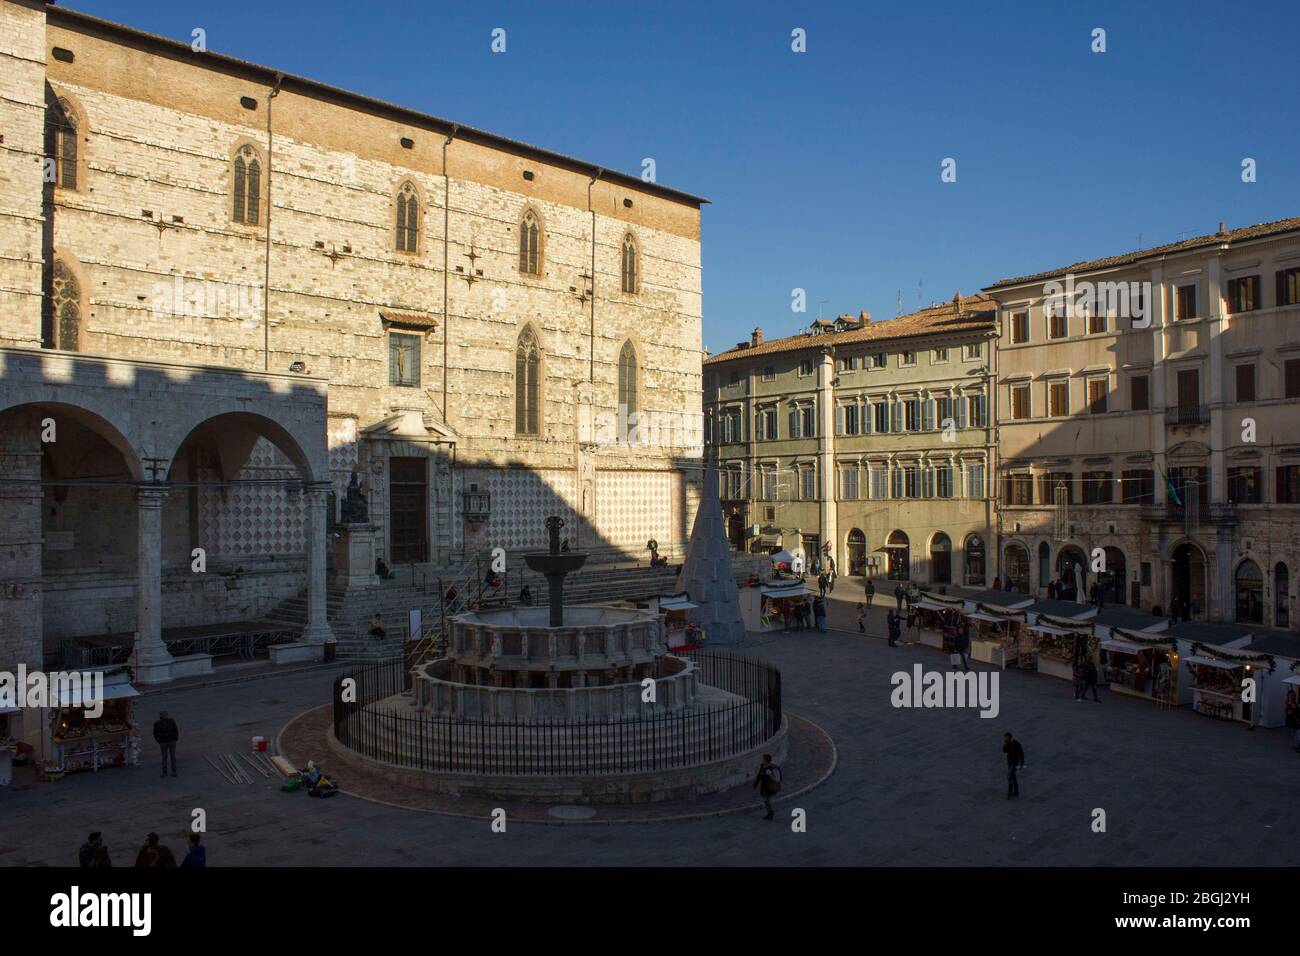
(703, 296), (998, 588)
(0, 0), (705, 682)
(985, 216), (1300, 629)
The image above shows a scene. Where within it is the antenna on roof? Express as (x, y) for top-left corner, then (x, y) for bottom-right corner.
(917, 279), (923, 309)
(817, 299), (829, 322)
(896, 289), (903, 316)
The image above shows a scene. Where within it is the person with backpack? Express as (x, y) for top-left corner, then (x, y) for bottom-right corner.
(753, 753), (781, 820)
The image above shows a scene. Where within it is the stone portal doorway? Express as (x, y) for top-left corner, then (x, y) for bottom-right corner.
(389, 457), (428, 564)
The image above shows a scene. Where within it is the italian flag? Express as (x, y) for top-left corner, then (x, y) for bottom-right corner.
(1160, 469), (1182, 506)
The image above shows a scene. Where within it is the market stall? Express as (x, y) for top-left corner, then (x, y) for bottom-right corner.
(0, 705), (18, 788)
(1099, 627), (1183, 705)
(739, 580), (816, 633)
(1237, 630), (1300, 728)
(1028, 614), (1096, 681)
(45, 673), (141, 779)
(961, 592), (1033, 669)
(1181, 644), (1273, 725)
(914, 591), (965, 651)
(653, 592), (703, 651)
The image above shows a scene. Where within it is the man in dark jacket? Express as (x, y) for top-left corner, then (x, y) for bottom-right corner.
(752, 753), (780, 821)
(79, 832), (103, 868)
(894, 584), (905, 611)
(1003, 732), (1025, 799)
(181, 833), (207, 868)
(887, 610), (901, 647)
(153, 711), (179, 778)
(953, 621), (971, 672)
(1080, 659), (1101, 702)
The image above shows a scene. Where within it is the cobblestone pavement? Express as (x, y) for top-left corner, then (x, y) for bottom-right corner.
(2, 586), (1297, 867)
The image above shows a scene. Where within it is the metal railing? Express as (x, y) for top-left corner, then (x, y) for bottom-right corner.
(1167, 404), (1209, 425)
(55, 627), (296, 670)
(333, 650), (783, 776)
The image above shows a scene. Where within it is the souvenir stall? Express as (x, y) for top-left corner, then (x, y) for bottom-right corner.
(44, 673), (141, 779)
(1027, 613), (1097, 681)
(1284, 667), (1300, 730)
(1182, 643), (1274, 725)
(1099, 628), (1185, 705)
(769, 548), (806, 577)
(915, 591), (965, 651)
(962, 593), (1033, 669)
(0, 705), (18, 788)
(652, 592), (703, 652)
(739, 579), (816, 633)
(1238, 630), (1300, 728)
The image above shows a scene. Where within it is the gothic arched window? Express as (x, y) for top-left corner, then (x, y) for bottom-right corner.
(232, 144), (262, 225)
(515, 327), (541, 435)
(618, 340), (638, 417)
(52, 258), (81, 351)
(46, 96), (79, 190)
(395, 181), (419, 253)
(518, 209), (541, 275)
(621, 233), (638, 294)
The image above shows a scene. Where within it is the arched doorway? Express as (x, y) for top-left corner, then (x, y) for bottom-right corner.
(964, 533), (985, 586)
(1276, 562), (1290, 628)
(1055, 545), (1088, 601)
(1235, 560), (1264, 624)
(1037, 542), (1051, 593)
(886, 530), (909, 581)
(1101, 546), (1126, 605)
(930, 532), (952, 585)
(1004, 543), (1029, 592)
(727, 511), (745, 552)
(1171, 542), (1207, 618)
(846, 529), (866, 576)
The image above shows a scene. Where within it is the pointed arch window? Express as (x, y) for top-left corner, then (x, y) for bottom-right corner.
(45, 96), (79, 190)
(395, 181), (419, 252)
(621, 233), (638, 294)
(51, 258), (81, 351)
(519, 210), (541, 275)
(516, 328), (541, 435)
(232, 144), (262, 225)
(618, 341), (638, 441)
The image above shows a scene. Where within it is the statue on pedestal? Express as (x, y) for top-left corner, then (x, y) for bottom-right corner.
(339, 471), (369, 524)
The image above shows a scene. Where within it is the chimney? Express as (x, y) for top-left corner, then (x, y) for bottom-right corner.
(1218, 221), (1226, 235)
(751, 327), (764, 346)
(859, 311), (871, 324)
(953, 291), (963, 314)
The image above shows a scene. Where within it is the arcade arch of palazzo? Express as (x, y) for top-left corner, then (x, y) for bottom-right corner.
(0, 346), (333, 684)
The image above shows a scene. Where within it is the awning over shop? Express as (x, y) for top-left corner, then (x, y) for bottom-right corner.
(1031, 624), (1078, 637)
(916, 600), (954, 612)
(1282, 676), (1300, 687)
(1184, 655), (1241, 670)
(49, 678), (140, 708)
(659, 598), (698, 611)
(1101, 639), (1149, 655)
(761, 584), (815, 597)
(967, 612), (1015, 624)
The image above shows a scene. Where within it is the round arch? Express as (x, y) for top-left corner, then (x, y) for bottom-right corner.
(1170, 540), (1209, 619)
(929, 531), (952, 585)
(886, 529), (909, 581)
(1003, 541), (1030, 593)
(0, 400), (143, 480)
(1055, 544), (1089, 600)
(1275, 562), (1290, 628)
(845, 528), (866, 576)
(1234, 558), (1264, 624)
(963, 532), (986, 587)
(166, 411), (315, 483)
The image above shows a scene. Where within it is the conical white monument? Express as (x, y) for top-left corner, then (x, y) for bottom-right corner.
(675, 460), (745, 645)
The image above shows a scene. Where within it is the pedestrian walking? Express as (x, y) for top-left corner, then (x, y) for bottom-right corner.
(813, 595), (828, 633)
(1047, 580), (1058, 600)
(894, 584), (905, 611)
(857, 603), (866, 634)
(817, 572), (828, 598)
(827, 556), (836, 592)
(153, 710), (179, 778)
(181, 833), (207, 868)
(1003, 732), (1025, 799)
(79, 832), (103, 868)
(887, 610), (901, 647)
(752, 753), (781, 820)
(865, 579), (875, 608)
(952, 620), (971, 672)
(1081, 659), (1101, 701)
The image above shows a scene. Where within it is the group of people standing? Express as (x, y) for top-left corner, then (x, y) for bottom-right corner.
(782, 594), (828, 632)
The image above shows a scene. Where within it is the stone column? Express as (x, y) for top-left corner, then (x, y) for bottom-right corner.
(132, 486), (174, 684)
(301, 482), (335, 649)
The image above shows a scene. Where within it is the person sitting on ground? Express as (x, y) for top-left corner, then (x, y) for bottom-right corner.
(368, 613), (386, 641)
(484, 568), (503, 590)
(375, 557), (395, 579)
(302, 760), (338, 798)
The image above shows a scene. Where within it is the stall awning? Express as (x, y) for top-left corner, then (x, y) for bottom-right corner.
(1032, 624), (1078, 637)
(659, 598), (698, 611)
(1101, 639), (1148, 655)
(967, 612), (1015, 624)
(49, 678), (140, 708)
(0, 705), (20, 716)
(761, 584), (815, 597)
(1184, 655), (1241, 670)
(916, 600), (954, 612)
(1283, 676), (1300, 687)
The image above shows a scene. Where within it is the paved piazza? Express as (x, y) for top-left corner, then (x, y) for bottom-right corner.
(1, 588), (1295, 867)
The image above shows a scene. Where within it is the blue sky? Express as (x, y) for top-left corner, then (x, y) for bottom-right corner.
(76, 0), (1300, 354)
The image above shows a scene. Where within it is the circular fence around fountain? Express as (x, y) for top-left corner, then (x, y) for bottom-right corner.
(330, 650), (786, 804)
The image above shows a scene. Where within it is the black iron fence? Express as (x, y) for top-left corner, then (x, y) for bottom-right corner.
(332, 650), (782, 776)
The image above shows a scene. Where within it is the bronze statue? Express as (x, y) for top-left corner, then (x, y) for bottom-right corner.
(339, 471), (368, 524)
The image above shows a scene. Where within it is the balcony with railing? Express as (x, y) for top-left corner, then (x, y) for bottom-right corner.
(1166, 404), (1209, 426)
